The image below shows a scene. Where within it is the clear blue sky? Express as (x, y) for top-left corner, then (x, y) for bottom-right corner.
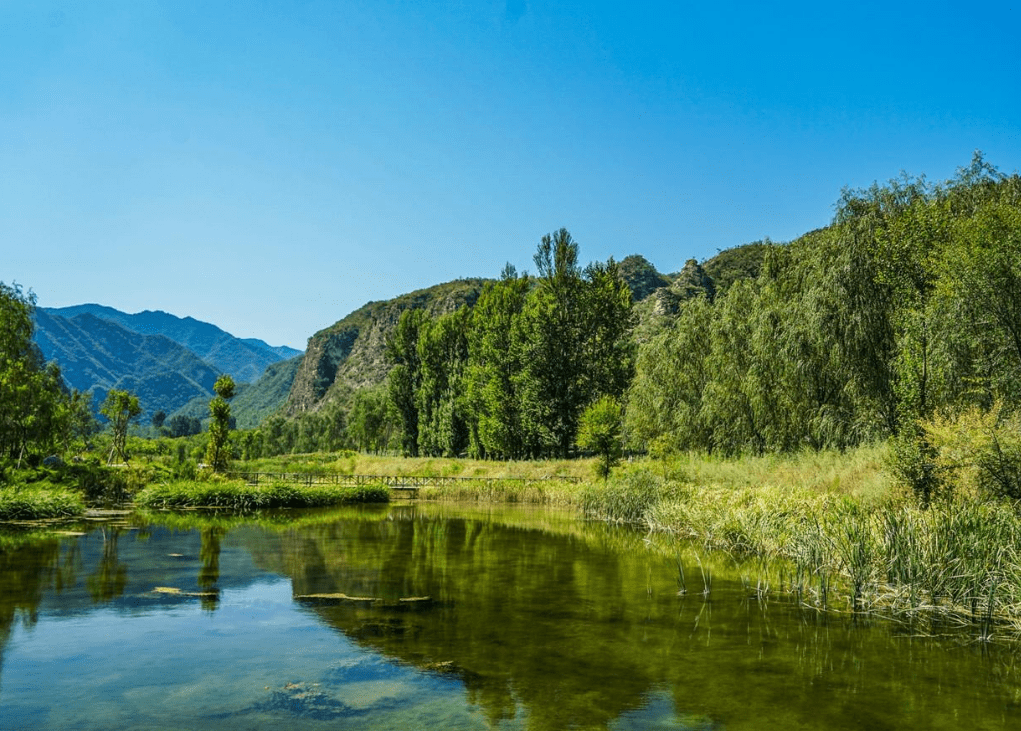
(3, 1), (1018, 350)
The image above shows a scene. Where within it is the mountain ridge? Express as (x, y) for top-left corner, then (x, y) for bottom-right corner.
(42, 303), (300, 384)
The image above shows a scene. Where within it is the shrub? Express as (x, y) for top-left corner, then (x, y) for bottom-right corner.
(888, 426), (945, 504)
(581, 469), (665, 524)
(922, 403), (1021, 500)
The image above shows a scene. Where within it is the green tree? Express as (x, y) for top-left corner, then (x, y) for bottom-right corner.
(348, 385), (398, 454)
(386, 309), (427, 456)
(168, 414), (202, 438)
(61, 389), (97, 457)
(518, 228), (586, 457)
(465, 267), (531, 459)
(576, 396), (624, 479)
(0, 282), (70, 468)
(416, 308), (471, 457)
(626, 294), (714, 454)
(100, 389), (141, 464)
(206, 375), (236, 471)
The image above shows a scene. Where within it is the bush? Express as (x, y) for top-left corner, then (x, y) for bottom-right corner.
(581, 469), (665, 524)
(888, 426), (945, 504)
(922, 404), (1021, 500)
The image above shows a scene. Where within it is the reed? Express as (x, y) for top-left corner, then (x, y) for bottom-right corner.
(0, 483), (86, 520)
(237, 452), (593, 482)
(580, 460), (1021, 631)
(135, 479), (389, 510)
(423, 479), (584, 506)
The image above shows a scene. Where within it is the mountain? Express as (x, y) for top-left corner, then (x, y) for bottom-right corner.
(618, 255), (672, 301)
(42, 304), (299, 384)
(170, 355), (304, 429)
(33, 310), (222, 420)
(278, 247), (770, 422)
(240, 338), (301, 361)
(285, 279), (488, 416)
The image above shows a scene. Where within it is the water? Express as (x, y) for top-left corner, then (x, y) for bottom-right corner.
(1, 503), (1019, 729)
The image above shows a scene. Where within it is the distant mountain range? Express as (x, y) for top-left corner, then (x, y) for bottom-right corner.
(42, 304), (300, 382)
(33, 305), (302, 422)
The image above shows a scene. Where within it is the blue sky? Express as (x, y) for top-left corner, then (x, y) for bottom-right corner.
(3, 0), (1018, 349)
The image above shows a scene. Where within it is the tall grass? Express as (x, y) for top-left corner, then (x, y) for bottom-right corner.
(580, 451), (1021, 634)
(0, 483), (86, 520)
(136, 479), (389, 510)
(424, 478), (585, 506)
(237, 452), (592, 481)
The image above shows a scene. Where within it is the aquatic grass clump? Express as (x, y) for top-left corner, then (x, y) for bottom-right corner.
(0, 483), (86, 520)
(581, 469), (669, 524)
(136, 479), (389, 510)
(644, 484), (1021, 628)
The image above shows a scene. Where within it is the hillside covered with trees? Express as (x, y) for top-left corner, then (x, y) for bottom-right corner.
(7, 154), (1021, 508)
(244, 154), (1021, 505)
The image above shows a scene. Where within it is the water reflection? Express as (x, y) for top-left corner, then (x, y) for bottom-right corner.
(198, 527), (224, 610)
(86, 528), (128, 604)
(0, 505), (1019, 730)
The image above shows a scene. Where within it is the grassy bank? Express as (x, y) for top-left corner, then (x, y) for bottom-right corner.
(236, 451), (592, 481)
(135, 478), (389, 510)
(578, 448), (1021, 635)
(0, 482), (86, 521)
(327, 444), (1021, 634)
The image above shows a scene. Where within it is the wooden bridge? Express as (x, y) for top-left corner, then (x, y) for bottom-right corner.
(223, 471), (580, 497)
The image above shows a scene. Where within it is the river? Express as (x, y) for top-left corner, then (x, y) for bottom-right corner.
(0, 502), (1018, 729)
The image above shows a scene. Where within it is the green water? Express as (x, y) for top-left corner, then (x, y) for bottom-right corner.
(1, 502), (1019, 730)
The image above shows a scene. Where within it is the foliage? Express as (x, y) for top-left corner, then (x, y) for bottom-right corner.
(0, 483), (85, 520)
(135, 479), (389, 510)
(581, 469), (666, 524)
(347, 385), (399, 454)
(624, 154), (1021, 492)
(386, 230), (635, 461)
(465, 268), (531, 459)
(920, 403), (1021, 500)
(576, 396), (623, 479)
(100, 389), (141, 464)
(0, 282), (70, 470)
(700, 241), (769, 295)
(386, 309), (426, 456)
(617, 254), (670, 301)
(205, 374), (236, 472)
(168, 414), (203, 437)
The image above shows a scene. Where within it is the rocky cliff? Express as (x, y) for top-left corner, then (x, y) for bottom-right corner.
(284, 279), (488, 415)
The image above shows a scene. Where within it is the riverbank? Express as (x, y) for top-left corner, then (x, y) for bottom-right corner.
(9, 444), (1021, 635)
(0, 482), (86, 521)
(579, 449), (1021, 634)
(372, 445), (1021, 634)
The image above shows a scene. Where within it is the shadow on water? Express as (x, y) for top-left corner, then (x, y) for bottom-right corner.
(1, 503), (1020, 729)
